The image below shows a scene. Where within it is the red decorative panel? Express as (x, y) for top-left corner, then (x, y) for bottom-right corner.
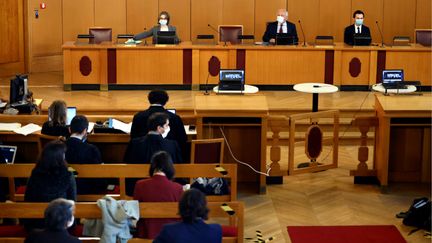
(208, 56), (221, 77)
(79, 56), (92, 76)
(305, 125), (323, 160)
(349, 57), (361, 77)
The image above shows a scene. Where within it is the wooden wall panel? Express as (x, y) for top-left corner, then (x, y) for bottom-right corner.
(383, 0), (416, 44)
(222, 0), (255, 35)
(29, 0), (63, 56)
(0, 0), (20, 64)
(94, 0), (126, 39)
(126, 0), (158, 35)
(318, 0), (351, 42)
(288, 0), (319, 44)
(416, 0), (432, 29)
(351, 0), (384, 45)
(62, 0), (94, 42)
(190, 0), (223, 42)
(159, 0), (191, 42)
(255, 0), (286, 42)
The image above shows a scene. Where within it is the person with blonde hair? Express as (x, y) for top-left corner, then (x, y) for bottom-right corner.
(41, 100), (70, 137)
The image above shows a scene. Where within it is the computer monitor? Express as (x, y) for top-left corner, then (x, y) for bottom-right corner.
(10, 74), (28, 104)
(218, 69), (245, 91)
(276, 33), (297, 45)
(66, 107), (77, 126)
(382, 69), (404, 84)
(0, 145), (17, 164)
(156, 31), (177, 44)
(167, 109), (176, 114)
(353, 36), (372, 46)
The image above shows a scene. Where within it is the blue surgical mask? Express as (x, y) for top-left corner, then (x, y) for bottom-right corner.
(355, 19), (363, 26)
(159, 19), (168, 26)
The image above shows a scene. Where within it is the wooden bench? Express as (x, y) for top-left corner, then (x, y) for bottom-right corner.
(0, 201), (244, 243)
(0, 163), (237, 202)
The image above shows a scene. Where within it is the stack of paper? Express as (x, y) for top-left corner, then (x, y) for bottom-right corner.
(0, 123), (22, 131)
(111, 119), (132, 134)
(13, 123), (42, 136)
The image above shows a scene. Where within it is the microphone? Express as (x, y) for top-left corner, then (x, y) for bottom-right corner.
(375, 21), (384, 48)
(298, 20), (307, 47)
(208, 24), (227, 46)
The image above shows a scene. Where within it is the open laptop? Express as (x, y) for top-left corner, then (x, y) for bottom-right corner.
(66, 107), (77, 125)
(0, 145), (17, 164)
(382, 69), (407, 89)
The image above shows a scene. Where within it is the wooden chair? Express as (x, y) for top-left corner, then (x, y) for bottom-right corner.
(89, 27), (112, 44)
(414, 29), (432, 46)
(190, 138), (224, 164)
(218, 25), (243, 45)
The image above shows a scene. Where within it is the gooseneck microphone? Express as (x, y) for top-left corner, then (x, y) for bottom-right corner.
(143, 27), (148, 46)
(298, 20), (307, 47)
(208, 24), (227, 46)
(375, 21), (384, 48)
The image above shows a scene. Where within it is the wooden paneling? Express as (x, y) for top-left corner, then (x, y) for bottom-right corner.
(318, 0), (351, 42)
(94, 0), (126, 40)
(159, 0), (191, 42)
(255, 0), (286, 42)
(340, 51), (371, 85)
(416, 0), (432, 29)
(222, 0), (255, 35)
(197, 50), (230, 85)
(0, 0), (20, 64)
(126, 0), (158, 35)
(190, 0), (223, 42)
(116, 49), (183, 84)
(386, 51), (432, 86)
(70, 50), (102, 84)
(351, 0), (384, 45)
(288, 0), (319, 44)
(383, 0), (416, 44)
(62, 0), (94, 42)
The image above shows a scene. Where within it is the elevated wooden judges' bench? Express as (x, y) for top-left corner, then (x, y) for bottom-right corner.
(63, 42), (431, 90)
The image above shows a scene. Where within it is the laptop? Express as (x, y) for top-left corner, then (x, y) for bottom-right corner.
(66, 107), (77, 125)
(353, 35), (372, 46)
(218, 69), (245, 91)
(276, 33), (297, 45)
(382, 70), (407, 89)
(0, 145), (17, 164)
(156, 31), (177, 44)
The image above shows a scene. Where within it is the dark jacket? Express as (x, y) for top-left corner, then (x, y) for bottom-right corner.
(125, 134), (182, 164)
(153, 220), (222, 243)
(134, 175), (183, 238)
(262, 21), (298, 43)
(41, 121), (70, 137)
(133, 25), (179, 44)
(24, 229), (81, 243)
(344, 24), (371, 45)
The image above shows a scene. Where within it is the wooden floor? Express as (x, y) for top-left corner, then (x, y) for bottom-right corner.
(1, 72), (431, 243)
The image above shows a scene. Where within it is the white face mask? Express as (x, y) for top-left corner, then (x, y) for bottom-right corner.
(162, 126), (170, 138)
(67, 215), (74, 228)
(277, 16), (285, 24)
(159, 19), (168, 26)
(355, 19), (363, 26)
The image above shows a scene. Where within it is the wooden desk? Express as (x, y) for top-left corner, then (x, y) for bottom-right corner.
(194, 94), (268, 193)
(374, 94), (432, 187)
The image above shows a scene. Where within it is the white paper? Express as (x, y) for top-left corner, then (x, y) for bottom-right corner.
(0, 123), (22, 131)
(13, 123), (42, 136)
(88, 122), (95, 133)
(111, 119), (132, 134)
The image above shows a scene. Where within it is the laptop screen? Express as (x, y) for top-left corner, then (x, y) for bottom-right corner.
(219, 70), (245, 82)
(0, 145), (17, 164)
(382, 70), (404, 84)
(66, 107), (77, 125)
(167, 109), (176, 114)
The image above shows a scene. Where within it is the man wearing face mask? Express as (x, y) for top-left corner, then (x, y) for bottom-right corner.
(344, 10), (371, 45)
(133, 11), (179, 44)
(262, 9), (298, 44)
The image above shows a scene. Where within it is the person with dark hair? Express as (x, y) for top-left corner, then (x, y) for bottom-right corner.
(41, 100), (70, 137)
(24, 141), (76, 231)
(133, 151), (183, 239)
(153, 189), (222, 243)
(24, 198), (80, 243)
(344, 10), (371, 45)
(133, 11), (180, 44)
(130, 90), (187, 159)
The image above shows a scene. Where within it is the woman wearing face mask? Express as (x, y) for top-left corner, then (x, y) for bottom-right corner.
(262, 9), (298, 44)
(133, 11), (180, 44)
(344, 10), (371, 45)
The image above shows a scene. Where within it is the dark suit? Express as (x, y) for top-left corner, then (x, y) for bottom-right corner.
(130, 105), (188, 160)
(153, 220), (222, 243)
(134, 175), (183, 239)
(25, 229), (81, 243)
(134, 25), (179, 44)
(262, 21), (298, 43)
(41, 121), (70, 137)
(344, 24), (371, 45)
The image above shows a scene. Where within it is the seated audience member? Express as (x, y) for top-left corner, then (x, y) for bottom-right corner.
(153, 189), (222, 243)
(134, 151), (183, 239)
(24, 141), (76, 231)
(262, 9), (298, 44)
(130, 90), (187, 159)
(24, 198), (80, 243)
(133, 11), (179, 44)
(344, 10), (371, 45)
(41, 100), (70, 137)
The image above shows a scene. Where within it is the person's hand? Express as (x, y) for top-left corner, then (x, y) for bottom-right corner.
(269, 38), (276, 44)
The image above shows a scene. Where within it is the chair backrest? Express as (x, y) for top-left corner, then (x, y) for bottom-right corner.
(415, 29), (432, 46)
(89, 27), (112, 44)
(218, 25), (243, 45)
(38, 134), (63, 151)
(191, 138), (224, 164)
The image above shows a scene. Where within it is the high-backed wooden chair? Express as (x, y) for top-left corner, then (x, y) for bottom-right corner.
(89, 27), (112, 44)
(38, 134), (64, 152)
(415, 29), (432, 46)
(218, 25), (243, 45)
(190, 138), (224, 164)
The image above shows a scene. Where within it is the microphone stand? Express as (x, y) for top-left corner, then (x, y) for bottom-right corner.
(143, 27), (148, 46)
(375, 21), (384, 48)
(298, 20), (307, 47)
(204, 73), (210, 95)
(208, 24), (227, 46)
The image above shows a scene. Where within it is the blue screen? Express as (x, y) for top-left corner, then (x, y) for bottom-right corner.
(382, 70), (404, 83)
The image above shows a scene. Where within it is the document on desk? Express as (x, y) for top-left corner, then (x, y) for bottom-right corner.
(111, 119), (132, 134)
(13, 123), (42, 136)
(0, 123), (22, 131)
(88, 122), (95, 133)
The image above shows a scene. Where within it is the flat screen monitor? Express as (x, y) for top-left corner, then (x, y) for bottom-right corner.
(10, 74), (28, 104)
(276, 33), (297, 45)
(353, 36), (371, 46)
(66, 107), (77, 125)
(157, 31), (177, 44)
(218, 69), (245, 91)
(0, 145), (17, 164)
(382, 69), (404, 84)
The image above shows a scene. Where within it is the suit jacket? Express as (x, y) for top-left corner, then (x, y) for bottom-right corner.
(41, 121), (70, 137)
(153, 220), (222, 243)
(262, 21), (298, 43)
(344, 24), (371, 45)
(134, 25), (179, 44)
(25, 229), (81, 243)
(133, 175), (183, 239)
